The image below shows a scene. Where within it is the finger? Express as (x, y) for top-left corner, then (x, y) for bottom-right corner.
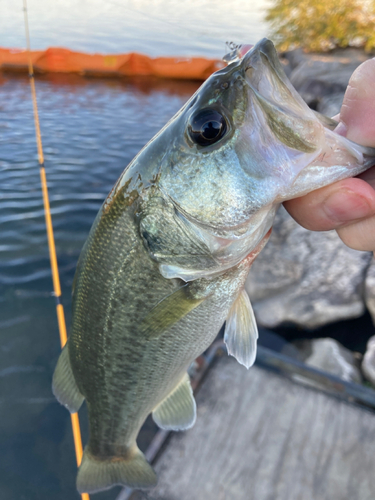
(358, 165), (375, 187)
(339, 58), (375, 147)
(336, 215), (375, 251)
(283, 177), (375, 231)
(285, 58), (375, 231)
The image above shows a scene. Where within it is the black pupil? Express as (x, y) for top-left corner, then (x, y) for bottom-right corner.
(201, 120), (222, 140)
(188, 109), (227, 146)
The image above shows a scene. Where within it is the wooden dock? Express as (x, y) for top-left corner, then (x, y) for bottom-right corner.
(129, 350), (375, 500)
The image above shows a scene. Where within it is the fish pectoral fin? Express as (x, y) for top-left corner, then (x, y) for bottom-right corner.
(140, 285), (206, 339)
(224, 289), (258, 369)
(52, 341), (84, 413)
(152, 373), (196, 431)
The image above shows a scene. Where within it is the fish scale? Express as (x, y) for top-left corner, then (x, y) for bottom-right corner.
(70, 185), (249, 454)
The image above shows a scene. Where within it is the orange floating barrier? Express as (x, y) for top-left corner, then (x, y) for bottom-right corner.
(0, 46), (225, 80)
(0, 47), (44, 71)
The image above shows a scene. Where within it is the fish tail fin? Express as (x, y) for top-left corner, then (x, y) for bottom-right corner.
(52, 341), (84, 413)
(77, 446), (157, 494)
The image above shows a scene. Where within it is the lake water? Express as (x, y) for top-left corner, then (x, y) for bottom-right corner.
(1, 0), (270, 57)
(0, 73), (205, 500)
(0, 1), (271, 499)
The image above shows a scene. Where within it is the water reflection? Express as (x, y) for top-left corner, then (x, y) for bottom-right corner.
(0, 71), (201, 95)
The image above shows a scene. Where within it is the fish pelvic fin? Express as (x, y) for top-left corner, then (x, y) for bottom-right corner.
(52, 341), (84, 413)
(224, 289), (258, 369)
(152, 373), (196, 431)
(77, 446), (157, 494)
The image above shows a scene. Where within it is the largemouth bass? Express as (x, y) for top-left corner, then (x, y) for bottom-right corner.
(52, 39), (375, 494)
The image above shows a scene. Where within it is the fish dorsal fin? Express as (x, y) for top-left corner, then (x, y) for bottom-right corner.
(224, 289), (258, 369)
(152, 373), (196, 431)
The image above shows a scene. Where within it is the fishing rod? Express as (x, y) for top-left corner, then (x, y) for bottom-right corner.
(22, 1), (89, 499)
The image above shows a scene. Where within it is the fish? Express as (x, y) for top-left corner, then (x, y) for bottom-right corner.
(52, 38), (375, 494)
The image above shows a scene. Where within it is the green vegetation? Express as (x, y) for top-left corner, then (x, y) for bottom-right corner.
(265, 0), (375, 52)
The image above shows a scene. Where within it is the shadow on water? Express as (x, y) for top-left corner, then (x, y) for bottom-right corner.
(0, 71), (201, 98)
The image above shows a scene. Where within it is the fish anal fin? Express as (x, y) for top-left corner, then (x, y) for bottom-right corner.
(152, 373), (196, 431)
(224, 289), (258, 369)
(77, 446), (157, 493)
(52, 342), (84, 413)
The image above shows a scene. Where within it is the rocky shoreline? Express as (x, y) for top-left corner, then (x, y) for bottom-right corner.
(281, 47), (372, 116)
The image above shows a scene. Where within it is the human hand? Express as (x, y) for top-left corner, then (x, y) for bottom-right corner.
(284, 58), (375, 254)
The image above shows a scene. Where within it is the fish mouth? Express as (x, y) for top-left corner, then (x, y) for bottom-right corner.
(240, 38), (309, 115)
(241, 39), (286, 83)
(239, 38), (326, 184)
(241, 39), (281, 74)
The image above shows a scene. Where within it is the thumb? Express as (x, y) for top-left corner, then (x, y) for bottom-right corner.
(338, 58), (375, 148)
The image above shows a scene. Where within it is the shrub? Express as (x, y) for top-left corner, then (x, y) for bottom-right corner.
(265, 0), (375, 52)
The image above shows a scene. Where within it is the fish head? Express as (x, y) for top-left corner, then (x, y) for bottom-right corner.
(123, 39), (374, 279)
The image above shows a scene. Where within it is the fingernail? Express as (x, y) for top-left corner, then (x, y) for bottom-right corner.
(323, 190), (372, 224)
(334, 121), (347, 137)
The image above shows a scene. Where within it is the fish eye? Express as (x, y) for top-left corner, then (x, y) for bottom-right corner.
(188, 109), (227, 146)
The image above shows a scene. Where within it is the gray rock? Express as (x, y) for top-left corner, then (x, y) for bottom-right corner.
(297, 78), (344, 109)
(317, 92), (345, 117)
(364, 260), (375, 323)
(278, 56), (292, 77)
(280, 48), (307, 70)
(246, 207), (373, 329)
(288, 49), (370, 108)
(301, 338), (362, 383)
(362, 335), (375, 386)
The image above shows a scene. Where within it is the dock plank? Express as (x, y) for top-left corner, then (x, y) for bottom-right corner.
(133, 355), (375, 500)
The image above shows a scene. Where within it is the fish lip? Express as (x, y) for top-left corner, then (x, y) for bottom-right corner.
(241, 38), (275, 71)
(241, 38), (290, 93)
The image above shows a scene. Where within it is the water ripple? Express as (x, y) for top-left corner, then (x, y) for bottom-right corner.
(0, 365), (46, 378)
(1, 74), (197, 293)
